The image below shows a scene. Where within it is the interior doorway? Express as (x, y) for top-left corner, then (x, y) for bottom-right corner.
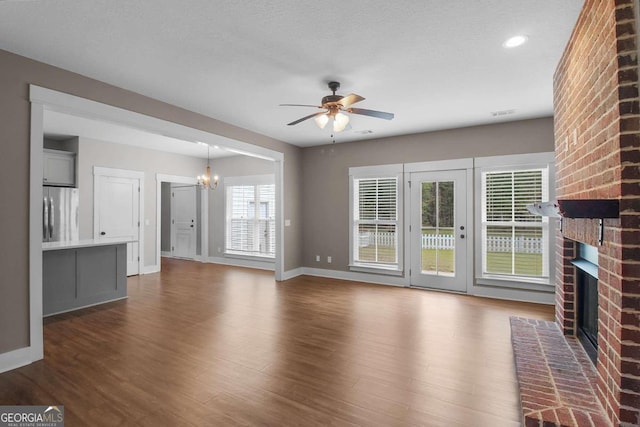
(26, 86), (285, 372)
(161, 183), (199, 260)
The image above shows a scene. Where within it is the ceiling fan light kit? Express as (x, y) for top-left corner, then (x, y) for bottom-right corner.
(281, 81), (394, 133)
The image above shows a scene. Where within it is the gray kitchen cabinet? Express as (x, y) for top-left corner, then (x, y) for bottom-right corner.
(43, 243), (127, 316)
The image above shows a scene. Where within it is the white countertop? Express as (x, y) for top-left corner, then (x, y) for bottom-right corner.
(42, 238), (131, 251)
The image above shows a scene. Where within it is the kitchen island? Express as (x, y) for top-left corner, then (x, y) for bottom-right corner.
(42, 239), (129, 316)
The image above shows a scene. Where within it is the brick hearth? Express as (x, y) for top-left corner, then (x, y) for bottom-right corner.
(510, 317), (610, 426)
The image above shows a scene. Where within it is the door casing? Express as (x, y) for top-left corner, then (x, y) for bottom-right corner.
(404, 159), (474, 293)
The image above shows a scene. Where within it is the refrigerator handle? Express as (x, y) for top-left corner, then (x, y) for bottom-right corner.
(49, 197), (54, 239)
(43, 196), (49, 241)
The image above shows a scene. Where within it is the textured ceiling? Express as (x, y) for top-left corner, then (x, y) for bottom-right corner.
(0, 0), (584, 148)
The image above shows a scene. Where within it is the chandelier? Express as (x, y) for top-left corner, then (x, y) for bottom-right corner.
(197, 144), (218, 190)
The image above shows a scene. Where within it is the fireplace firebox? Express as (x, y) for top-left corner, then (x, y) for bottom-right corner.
(571, 243), (598, 364)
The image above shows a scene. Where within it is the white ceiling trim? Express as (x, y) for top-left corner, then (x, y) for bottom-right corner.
(30, 85), (284, 162)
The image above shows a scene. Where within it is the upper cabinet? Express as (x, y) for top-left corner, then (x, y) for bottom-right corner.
(43, 149), (75, 187)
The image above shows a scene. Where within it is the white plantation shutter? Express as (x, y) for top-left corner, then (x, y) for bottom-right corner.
(228, 185), (254, 252)
(225, 176), (275, 258)
(481, 168), (549, 280)
(353, 176), (400, 269)
(257, 184), (276, 255)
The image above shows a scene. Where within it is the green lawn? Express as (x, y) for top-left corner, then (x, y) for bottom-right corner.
(486, 252), (543, 276)
(359, 246), (543, 276)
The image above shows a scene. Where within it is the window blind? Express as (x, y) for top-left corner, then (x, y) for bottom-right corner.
(226, 183), (275, 257)
(482, 168), (548, 279)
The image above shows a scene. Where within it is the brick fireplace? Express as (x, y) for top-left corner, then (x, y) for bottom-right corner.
(553, 0), (640, 425)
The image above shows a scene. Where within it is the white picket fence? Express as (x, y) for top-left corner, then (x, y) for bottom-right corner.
(359, 232), (542, 253)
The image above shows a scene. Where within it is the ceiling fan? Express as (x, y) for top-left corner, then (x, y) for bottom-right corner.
(280, 81), (394, 132)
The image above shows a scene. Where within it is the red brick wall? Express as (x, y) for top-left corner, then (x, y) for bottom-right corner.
(554, 1), (640, 425)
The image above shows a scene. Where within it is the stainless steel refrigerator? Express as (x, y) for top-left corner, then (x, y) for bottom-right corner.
(43, 186), (79, 242)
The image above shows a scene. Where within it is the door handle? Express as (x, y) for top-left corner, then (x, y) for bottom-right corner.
(100, 231), (106, 236)
(460, 234), (465, 239)
(49, 199), (54, 239)
(190, 225), (194, 228)
(43, 196), (48, 241)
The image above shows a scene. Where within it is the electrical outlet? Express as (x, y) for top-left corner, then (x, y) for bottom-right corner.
(217, 247), (221, 253)
(327, 256), (332, 263)
(315, 255), (320, 262)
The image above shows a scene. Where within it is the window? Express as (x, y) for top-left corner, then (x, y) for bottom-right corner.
(480, 165), (551, 284)
(349, 164), (403, 273)
(225, 175), (275, 258)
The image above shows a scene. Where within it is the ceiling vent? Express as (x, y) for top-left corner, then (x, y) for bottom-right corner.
(490, 109), (516, 117)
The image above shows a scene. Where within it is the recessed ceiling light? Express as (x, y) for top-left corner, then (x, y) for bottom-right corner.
(503, 35), (528, 48)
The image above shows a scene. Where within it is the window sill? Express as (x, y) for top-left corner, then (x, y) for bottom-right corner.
(476, 276), (553, 292)
(349, 264), (403, 276)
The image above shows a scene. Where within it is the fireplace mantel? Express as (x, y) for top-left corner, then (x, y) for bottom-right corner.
(556, 199), (619, 219)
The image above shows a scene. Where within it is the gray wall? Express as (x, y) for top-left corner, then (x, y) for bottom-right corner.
(0, 48), (303, 355)
(207, 155), (275, 257)
(76, 136), (206, 266)
(300, 117), (555, 271)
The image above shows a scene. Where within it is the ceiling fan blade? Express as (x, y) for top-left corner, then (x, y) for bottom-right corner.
(347, 108), (394, 120)
(338, 93), (365, 108)
(279, 104), (323, 108)
(287, 111), (327, 126)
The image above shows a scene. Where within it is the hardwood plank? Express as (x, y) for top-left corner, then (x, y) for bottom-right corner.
(0, 258), (553, 426)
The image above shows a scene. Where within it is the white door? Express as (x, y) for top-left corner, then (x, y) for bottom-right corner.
(96, 175), (140, 276)
(410, 170), (468, 292)
(170, 185), (197, 259)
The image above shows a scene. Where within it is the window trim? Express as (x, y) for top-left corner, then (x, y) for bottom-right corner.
(224, 174), (276, 259)
(348, 164), (404, 274)
(474, 152), (556, 287)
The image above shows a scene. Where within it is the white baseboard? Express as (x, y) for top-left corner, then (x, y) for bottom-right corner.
(471, 284), (555, 305)
(142, 265), (160, 274)
(149, 261), (553, 305)
(282, 267), (304, 280)
(206, 256), (275, 271)
(161, 251), (171, 257)
(299, 267), (553, 304)
(302, 267), (407, 287)
(0, 346), (33, 374)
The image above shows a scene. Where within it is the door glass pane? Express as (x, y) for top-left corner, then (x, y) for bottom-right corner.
(421, 181), (455, 276)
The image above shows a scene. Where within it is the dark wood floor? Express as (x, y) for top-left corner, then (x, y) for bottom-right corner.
(0, 259), (553, 426)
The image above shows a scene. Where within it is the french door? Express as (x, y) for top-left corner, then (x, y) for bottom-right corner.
(409, 170), (468, 292)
